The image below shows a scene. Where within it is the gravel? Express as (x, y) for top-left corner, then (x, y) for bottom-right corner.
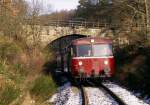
(48, 81), (150, 105)
(48, 82), (82, 105)
(85, 87), (119, 105)
(65, 88), (82, 105)
(103, 82), (149, 105)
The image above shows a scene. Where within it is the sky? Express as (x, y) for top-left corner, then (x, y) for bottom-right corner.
(26, 0), (79, 13)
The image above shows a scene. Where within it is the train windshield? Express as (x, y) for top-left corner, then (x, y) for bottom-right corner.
(76, 44), (113, 57)
(77, 45), (92, 57)
(93, 44), (113, 57)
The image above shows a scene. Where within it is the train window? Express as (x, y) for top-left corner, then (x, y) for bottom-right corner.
(71, 46), (77, 57)
(77, 45), (92, 57)
(71, 47), (73, 56)
(93, 44), (113, 57)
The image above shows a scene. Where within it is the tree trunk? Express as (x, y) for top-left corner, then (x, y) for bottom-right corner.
(144, 0), (150, 39)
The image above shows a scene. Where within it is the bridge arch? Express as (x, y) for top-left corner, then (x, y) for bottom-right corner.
(47, 34), (87, 52)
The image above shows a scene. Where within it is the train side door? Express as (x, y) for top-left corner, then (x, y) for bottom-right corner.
(67, 45), (73, 72)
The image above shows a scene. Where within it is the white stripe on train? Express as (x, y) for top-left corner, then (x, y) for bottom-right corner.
(72, 56), (114, 59)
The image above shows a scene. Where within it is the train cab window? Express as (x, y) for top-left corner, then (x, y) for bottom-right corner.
(77, 45), (92, 57)
(93, 44), (113, 57)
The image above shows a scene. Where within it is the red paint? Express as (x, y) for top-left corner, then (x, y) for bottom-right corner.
(71, 57), (115, 77)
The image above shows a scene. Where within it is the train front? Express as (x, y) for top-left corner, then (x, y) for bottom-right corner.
(71, 37), (115, 78)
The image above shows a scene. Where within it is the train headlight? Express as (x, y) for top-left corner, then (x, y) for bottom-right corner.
(104, 60), (108, 65)
(91, 39), (95, 43)
(79, 61), (83, 66)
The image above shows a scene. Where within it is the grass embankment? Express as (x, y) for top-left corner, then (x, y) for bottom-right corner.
(30, 75), (57, 102)
(115, 39), (150, 98)
(0, 36), (57, 105)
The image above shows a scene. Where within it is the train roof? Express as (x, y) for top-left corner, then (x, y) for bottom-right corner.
(72, 37), (112, 45)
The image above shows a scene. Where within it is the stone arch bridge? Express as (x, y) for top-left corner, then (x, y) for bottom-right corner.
(28, 20), (116, 46)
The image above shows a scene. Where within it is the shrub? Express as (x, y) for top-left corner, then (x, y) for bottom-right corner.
(12, 63), (28, 77)
(0, 62), (5, 74)
(0, 85), (20, 105)
(42, 48), (55, 62)
(0, 36), (22, 62)
(0, 43), (21, 61)
(30, 75), (57, 102)
(0, 62), (25, 85)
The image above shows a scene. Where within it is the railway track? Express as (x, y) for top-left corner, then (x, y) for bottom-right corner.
(49, 73), (148, 105)
(100, 83), (126, 105)
(49, 77), (148, 105)
(78, 80), (126, 105)
(77, 85), (88, 105)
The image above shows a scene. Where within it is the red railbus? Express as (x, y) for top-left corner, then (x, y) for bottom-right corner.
(59, 37), (115, 78)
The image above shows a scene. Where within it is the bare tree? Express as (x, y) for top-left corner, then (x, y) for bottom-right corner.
(26, 0), (43, 47)
(144, 0), (150, 38)
(0, 0), (28, 39)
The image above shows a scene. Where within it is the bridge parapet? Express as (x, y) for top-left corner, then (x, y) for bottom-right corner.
(42, 20), (121, 29)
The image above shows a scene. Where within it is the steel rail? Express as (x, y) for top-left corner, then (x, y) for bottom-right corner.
(100, 83), (126, 105)
(86, 79), (126, 105)
(69, 75), (88, 105)
(78, 85), (88, 105)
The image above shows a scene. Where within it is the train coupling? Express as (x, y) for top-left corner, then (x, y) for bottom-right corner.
(91, 69), (99, 77)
